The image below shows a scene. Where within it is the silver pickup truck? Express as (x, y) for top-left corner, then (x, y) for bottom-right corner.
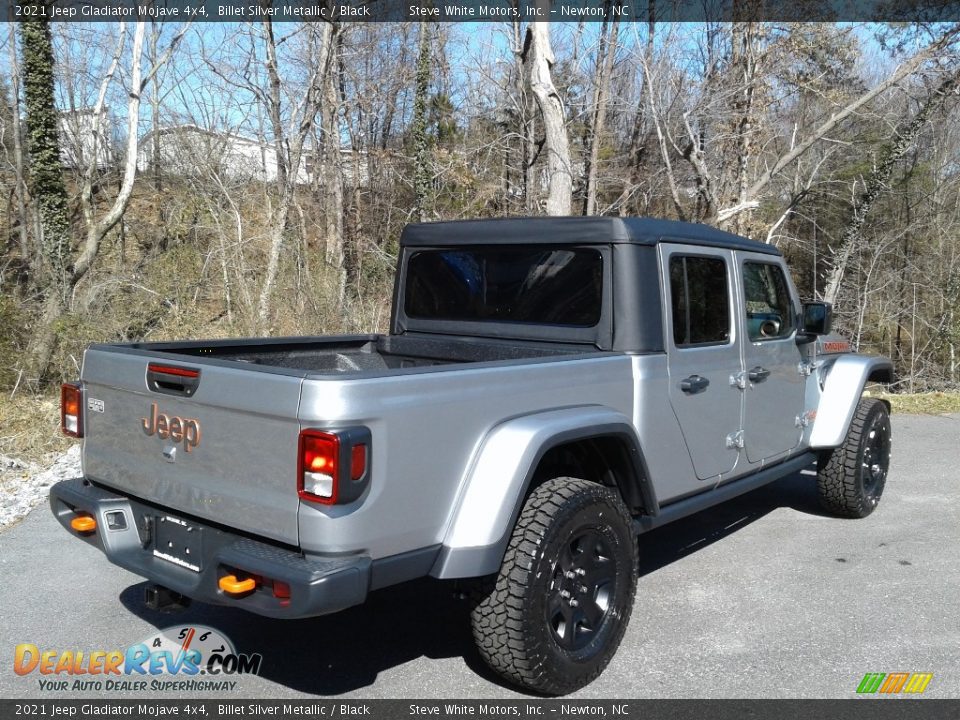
(51, 217), (893, 695)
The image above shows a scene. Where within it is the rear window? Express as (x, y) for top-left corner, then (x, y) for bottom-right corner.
(404, 247), (603, 327)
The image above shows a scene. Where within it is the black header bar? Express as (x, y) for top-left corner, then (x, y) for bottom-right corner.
(4, 0), (959, 22)
(2, 699), (960, 720)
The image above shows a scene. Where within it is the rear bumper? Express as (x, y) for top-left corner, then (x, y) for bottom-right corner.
(49, 478), (371, 619)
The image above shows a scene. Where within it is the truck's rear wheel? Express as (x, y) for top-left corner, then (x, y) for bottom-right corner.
(817, 397), (891, 518)
(469, 477), (637, 695)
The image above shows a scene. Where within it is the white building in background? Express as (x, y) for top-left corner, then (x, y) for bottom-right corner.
(138, 124), (367, 186)
(59, 108), (112, 170)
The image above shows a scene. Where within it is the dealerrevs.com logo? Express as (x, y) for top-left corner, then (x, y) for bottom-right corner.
(13, 625), (262, 692)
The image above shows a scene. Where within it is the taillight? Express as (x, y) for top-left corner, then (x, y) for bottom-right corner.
(299, 431), (340, 504)
(61, 383), (83, 438)
(298, 427), (371, 505)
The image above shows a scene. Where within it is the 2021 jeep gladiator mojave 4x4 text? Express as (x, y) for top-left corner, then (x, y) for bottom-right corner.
(52, 217), (893, 694)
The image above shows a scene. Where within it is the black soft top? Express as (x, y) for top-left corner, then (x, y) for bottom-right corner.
(400, 216), (780, 256)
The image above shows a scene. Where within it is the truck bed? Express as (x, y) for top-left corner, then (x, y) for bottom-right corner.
(78, 333), (631, 551)
(124, 333), (591, 375)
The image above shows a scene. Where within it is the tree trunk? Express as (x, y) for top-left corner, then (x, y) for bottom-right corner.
(149, 21), (163, 194)
(18, 12), (70, 302)
(25, 293), (65, 386)
(524, 16), (572, 216)
(511, 18), (534, 214)
(322, 27), (346, 305)
(6, 20), (31, 270)
(726, 21), (760, 235)
(615, 9), (654, 215)
(412, 21), (431, 222)
(257, 20), (333, 325)
(583, 6), (619, 216)
(261, 15), (288, 190)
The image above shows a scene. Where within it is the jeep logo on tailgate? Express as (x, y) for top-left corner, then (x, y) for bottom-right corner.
(142, 402), (202, 452)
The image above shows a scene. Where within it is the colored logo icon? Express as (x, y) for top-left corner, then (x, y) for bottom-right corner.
(857, 672), (933, 694)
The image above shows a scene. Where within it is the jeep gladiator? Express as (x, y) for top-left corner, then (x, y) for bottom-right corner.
(51, 217), (893, 694)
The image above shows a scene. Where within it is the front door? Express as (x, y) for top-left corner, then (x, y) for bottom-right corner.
(661, 244), (744, 482)
(738, 254), (806, 463)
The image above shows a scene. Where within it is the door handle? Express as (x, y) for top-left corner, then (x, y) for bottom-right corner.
(680, 375), (710, 394)
(748, 366), (771, 383)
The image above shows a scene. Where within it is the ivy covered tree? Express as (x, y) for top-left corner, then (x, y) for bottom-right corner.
(18, 9), (70, 302)
(412, 20), (432, 222)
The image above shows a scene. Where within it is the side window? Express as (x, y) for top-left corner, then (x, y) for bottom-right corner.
(742, 262), (795, 341)
(669, 255), (730, 346)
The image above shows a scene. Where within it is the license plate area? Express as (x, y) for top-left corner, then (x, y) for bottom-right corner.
(152, 515), (203, 572)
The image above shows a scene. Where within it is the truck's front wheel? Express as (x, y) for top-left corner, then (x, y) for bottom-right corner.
(817, 397), (891, 518)
(470, 477), (637, 695)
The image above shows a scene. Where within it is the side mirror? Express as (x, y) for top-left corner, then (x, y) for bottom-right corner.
(803, 302), (832, 334)
(797, 302), (832, 344)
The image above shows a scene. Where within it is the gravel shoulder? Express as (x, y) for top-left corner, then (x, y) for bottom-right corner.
(0, 445), (80, 529)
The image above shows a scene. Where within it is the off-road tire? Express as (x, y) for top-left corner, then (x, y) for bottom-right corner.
(469, 477), (638, 695)
(817, 397), (891, 518)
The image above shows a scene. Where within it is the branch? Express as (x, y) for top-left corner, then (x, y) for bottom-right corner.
(79, 23), (126, 229)
(139, 22), (191, 93)
(716, 200), (760, 223)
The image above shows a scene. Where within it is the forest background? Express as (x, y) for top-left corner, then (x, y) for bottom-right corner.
(2, 15), (960, 461)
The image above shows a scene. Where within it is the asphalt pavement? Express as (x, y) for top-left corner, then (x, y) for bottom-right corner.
(1, 413), (957, 699)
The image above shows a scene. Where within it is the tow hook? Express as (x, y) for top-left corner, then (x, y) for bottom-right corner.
(144, 584), (191, 612)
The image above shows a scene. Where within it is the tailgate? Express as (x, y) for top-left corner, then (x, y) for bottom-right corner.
(80, 347), (305, 546)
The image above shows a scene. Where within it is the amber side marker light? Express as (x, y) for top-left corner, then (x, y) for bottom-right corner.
(219, 575), (256, 595)
(61, 382), (83, 438)
(70, 515), (96, 533)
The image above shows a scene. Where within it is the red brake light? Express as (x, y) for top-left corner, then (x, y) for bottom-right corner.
(298, 431), (339, 504)
(147, 363), (199, 379)
(61, 383), (83, 438)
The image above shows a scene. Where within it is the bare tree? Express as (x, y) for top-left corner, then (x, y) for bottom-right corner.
(715, 23), (960, 226)
(320, 23), (345, 304)
(823, 70), (960, 303)
(583, 3), (620, 216)
(256, 20), (335, 325)
(523, 15), (572, 216)
(26, 21), (189, 383)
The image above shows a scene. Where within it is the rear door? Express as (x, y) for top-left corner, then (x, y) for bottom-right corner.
(660, 243), (744, 482)
(80, 347), (304, 546)
(737, 255), (805, 463)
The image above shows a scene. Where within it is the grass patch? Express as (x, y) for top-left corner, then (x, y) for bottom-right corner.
(0, 392), (72, 465)
(871, 391), (960, 415)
